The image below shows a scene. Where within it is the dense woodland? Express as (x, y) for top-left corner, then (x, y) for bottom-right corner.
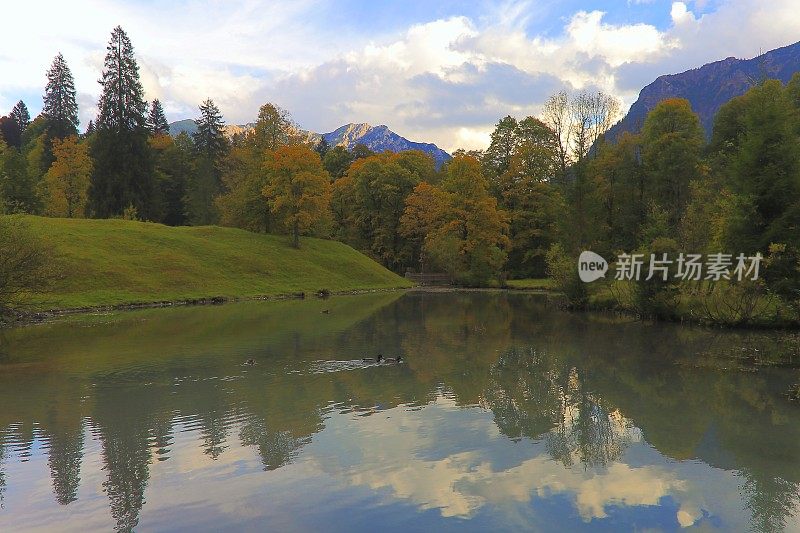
(1, 26), (799, 324)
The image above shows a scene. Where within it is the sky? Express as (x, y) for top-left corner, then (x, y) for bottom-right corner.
(1, 0), (800, 152)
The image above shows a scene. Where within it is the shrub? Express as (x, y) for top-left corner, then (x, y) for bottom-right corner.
(545, 243), (588, 309)
(0, 216), (58, 317)
(631, 237), (680, 319)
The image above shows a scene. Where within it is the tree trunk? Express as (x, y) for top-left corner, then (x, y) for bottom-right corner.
(293, 220), (299, 248)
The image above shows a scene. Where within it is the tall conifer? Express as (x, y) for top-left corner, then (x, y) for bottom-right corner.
(90, 26), (156, 219)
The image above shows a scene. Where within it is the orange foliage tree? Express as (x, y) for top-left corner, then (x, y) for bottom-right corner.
(262, 145), (331, 248)
(401, 154), (510, 285)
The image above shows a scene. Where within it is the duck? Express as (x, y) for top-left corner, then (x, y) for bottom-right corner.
(384, 355), (403, 364)
(321, 309), (330, 314)
(362, 354), (383, 363)
(244, 358), (256, 366)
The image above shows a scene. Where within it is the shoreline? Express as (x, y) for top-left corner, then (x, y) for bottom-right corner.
(7, 286), (413, 326)
(6, 284), (799, 333)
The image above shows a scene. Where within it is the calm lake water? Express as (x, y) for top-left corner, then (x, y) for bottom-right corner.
(0, 291), (799, 532)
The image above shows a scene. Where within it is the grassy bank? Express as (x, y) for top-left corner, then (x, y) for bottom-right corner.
(15, 215), (412, 311)
(505, 278), (554, 290)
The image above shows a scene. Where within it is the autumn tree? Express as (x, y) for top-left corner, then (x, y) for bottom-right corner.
(262, 145), (331, 248)
(252, 103), (299, 151)
(483, 115), (518, 183)
(333, 151), (431, 271)
(398, 181), (449, 271)
(542, 90), (572, 174)
(401, 154), (509, 285)
(712, 79), (800, 302)
(42, 136), (92, 217)
(542, 90), (619, 171)
(501, 118), (564, 277)
(216, 102), (299, 231)
(641, 98), (704, 230)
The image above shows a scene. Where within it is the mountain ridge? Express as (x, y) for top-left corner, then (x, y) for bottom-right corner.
(169, 120), (451, 166)
(608, 40), (800, 140)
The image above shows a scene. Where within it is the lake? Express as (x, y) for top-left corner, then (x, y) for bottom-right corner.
(0, 291), (799, 532)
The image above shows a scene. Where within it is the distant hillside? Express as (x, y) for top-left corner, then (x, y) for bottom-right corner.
(168, 120), (451, 167)
(609, 40), (800, 139)
(19, 216), (411, 310)
(168, 118), (198, 137)
(320, 123), (452, 168)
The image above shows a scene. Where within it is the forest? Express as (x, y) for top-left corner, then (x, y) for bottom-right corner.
(0, 25), (798, 326)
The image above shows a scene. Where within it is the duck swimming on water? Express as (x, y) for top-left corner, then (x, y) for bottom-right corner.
(244, 358), (256, 366)
(362, 354), (383, 363)
(384, 355), (403, 364)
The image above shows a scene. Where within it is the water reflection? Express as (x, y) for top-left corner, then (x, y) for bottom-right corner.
(0, 291), (798, 531)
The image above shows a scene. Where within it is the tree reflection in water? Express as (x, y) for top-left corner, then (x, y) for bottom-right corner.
(0, 292), (798, 531)
(486, 346), (635, 469)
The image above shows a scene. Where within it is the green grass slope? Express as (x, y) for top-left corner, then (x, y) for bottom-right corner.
(19, 216), (412, 310)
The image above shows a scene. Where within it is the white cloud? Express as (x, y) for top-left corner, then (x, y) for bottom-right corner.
(310, 396), (741, 528)
(2, 1), (800, 152)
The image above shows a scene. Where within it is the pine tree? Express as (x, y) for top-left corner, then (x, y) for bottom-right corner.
(42, 54), (79, 139)
(147, 99), (170, 136)
(186, 99), (227, 225)
(10, 101), (30, 134)
(193, 99), (227, 161)
(97, 27), (147, 131)
(89, 26), (156, 219)
(85, 120), (96, 136)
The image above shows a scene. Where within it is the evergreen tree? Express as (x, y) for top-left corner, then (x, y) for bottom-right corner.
(192, 99), (227, 161)
(351, 143), (374, 160)
(186, 99), (227, 225)
(89, 26), (156, 219)
(85, 120), (96, 136)
(147, 99), (170, 136)
(10, 101), (30, 134)
(0, 117), (22, 148)
(323, 146), (354, 180)
(155, 132), (193, 226)
(96, 27), (147, 131)
(42, 53), (79, 140)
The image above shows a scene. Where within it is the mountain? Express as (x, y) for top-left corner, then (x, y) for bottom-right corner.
(168, 119), (256, 138)
(608, 40), (800, 140)
(168, 119), (198, 137)
(168, 120), (451, 167)
(319, 123), (451, 167)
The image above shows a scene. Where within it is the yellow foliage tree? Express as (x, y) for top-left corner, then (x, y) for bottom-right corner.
(262, 145), (331, 248)
(401, 154), (510, 285)
(42, 136), (92, 218)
